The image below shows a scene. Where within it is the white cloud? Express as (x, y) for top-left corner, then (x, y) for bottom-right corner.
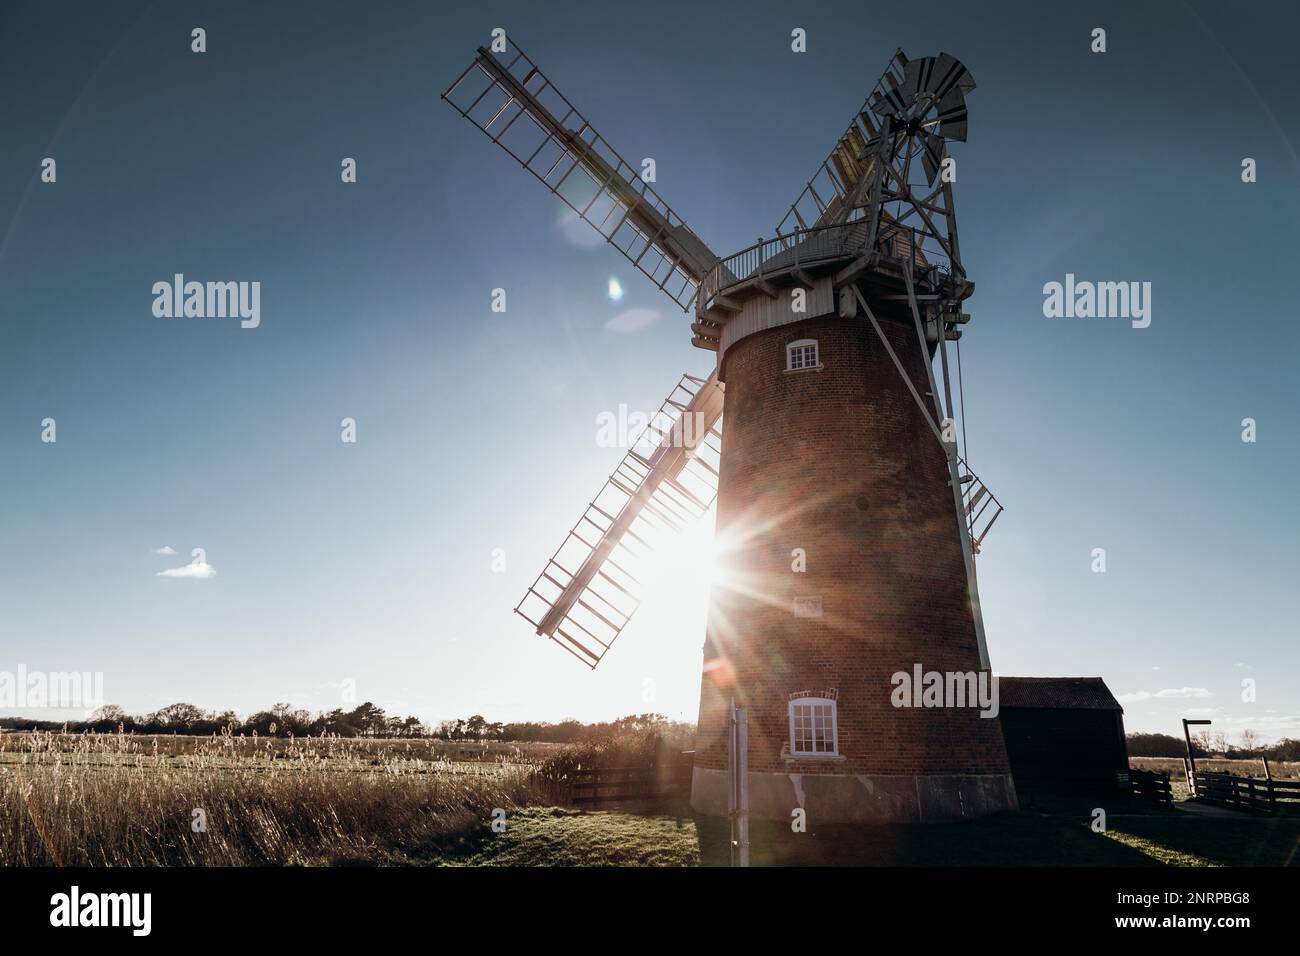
(1118, 687), (1215, 704)
(1155, 687), (1215, 699)
(156, 561), (217, 579)
(1222, 712), (1300, 731)
(153, 546), (177, 555)
(604, 308), (660, 333)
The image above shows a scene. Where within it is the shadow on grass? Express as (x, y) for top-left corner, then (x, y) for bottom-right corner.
(694, 810), (1159, 867)
(401, 793), (1300, 867)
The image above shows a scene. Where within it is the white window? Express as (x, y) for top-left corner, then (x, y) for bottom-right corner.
(786, 338), (819, 371)
(788, 697), (838, 756)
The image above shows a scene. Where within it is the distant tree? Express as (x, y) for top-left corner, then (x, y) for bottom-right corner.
(242, 710), (280, 736)
(1125, 732), (1187, 757)
(274, 705), (314, 736)
(316, 708), (359, 737)
(612, 713), (668, 736)
(150, 702), (208, 731)
(347, 702), (388, 736)
(1271, 738), (1300, 761)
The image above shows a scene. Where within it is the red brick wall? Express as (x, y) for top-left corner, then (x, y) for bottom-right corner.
(694, 299), (1012, 777)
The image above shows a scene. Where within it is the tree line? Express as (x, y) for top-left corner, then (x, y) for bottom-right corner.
(4, 705), (1290, 759)
(1127, 731), (1300, 761)
(0, 702), (693, 744)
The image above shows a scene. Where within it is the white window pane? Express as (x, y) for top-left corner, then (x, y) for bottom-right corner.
(790, 699), (835, 755)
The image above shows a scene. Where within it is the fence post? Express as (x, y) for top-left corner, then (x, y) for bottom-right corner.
(727, 701), (750, 868)
(737, 708), (749, 868)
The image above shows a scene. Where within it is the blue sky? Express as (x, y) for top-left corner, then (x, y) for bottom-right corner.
(1, 0), (1297, 741)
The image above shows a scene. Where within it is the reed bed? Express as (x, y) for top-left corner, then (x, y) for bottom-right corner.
(0, 730), (558, 866)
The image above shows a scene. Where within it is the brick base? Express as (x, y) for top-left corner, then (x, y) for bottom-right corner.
(691, 766), (1018, 824)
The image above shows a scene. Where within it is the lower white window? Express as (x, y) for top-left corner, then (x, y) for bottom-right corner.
(788, 697), (838, 756)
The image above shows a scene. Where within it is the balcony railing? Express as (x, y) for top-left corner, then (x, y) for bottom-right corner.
(959, 457), (1003, 554)
(694, 218), (950, 316)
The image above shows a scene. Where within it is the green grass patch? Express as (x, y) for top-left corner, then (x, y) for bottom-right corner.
(437, 807), (702, 867)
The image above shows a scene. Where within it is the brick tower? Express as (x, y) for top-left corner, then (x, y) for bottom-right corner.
(687, 284), (1017, 823)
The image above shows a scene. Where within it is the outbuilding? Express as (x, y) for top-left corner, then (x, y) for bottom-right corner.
(998, 677), (1129, 793)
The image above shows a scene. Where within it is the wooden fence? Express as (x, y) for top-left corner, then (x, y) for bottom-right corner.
(1193, 770), (1300, 814)
(569, 760), (693, 807)
(1128, 768), (1173, 806)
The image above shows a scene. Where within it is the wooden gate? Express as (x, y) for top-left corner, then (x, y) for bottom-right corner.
(569, 759), (693, 807)
(1193, 771), (1300, 814)
(1128, 768), (1173, 806)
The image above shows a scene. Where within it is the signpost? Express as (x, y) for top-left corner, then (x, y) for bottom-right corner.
(1182, 718), (1212, 797)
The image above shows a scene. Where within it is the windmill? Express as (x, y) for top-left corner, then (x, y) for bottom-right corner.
(443, 38), (1017, 823)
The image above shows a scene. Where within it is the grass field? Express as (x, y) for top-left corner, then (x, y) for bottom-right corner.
(2, 731), (1295, 866)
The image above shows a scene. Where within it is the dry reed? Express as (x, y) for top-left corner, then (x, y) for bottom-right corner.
(0, 730), (557, 866)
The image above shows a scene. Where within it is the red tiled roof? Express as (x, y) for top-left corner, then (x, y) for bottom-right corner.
(998, 677), (1122, 712)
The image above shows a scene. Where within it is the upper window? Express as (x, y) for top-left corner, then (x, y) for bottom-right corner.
(788, 697), (838, 756)
(786, 339), (819, 371)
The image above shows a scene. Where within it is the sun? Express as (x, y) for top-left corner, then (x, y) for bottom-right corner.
(639, 509), (719, 594)
(628, 508), (720, 654)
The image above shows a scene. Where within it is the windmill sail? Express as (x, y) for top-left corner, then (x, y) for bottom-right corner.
(515, 371), (724, 668)
(442, 38), (719, 312)
(773, 50), (909, 238)
(772, 48), (973, 283)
